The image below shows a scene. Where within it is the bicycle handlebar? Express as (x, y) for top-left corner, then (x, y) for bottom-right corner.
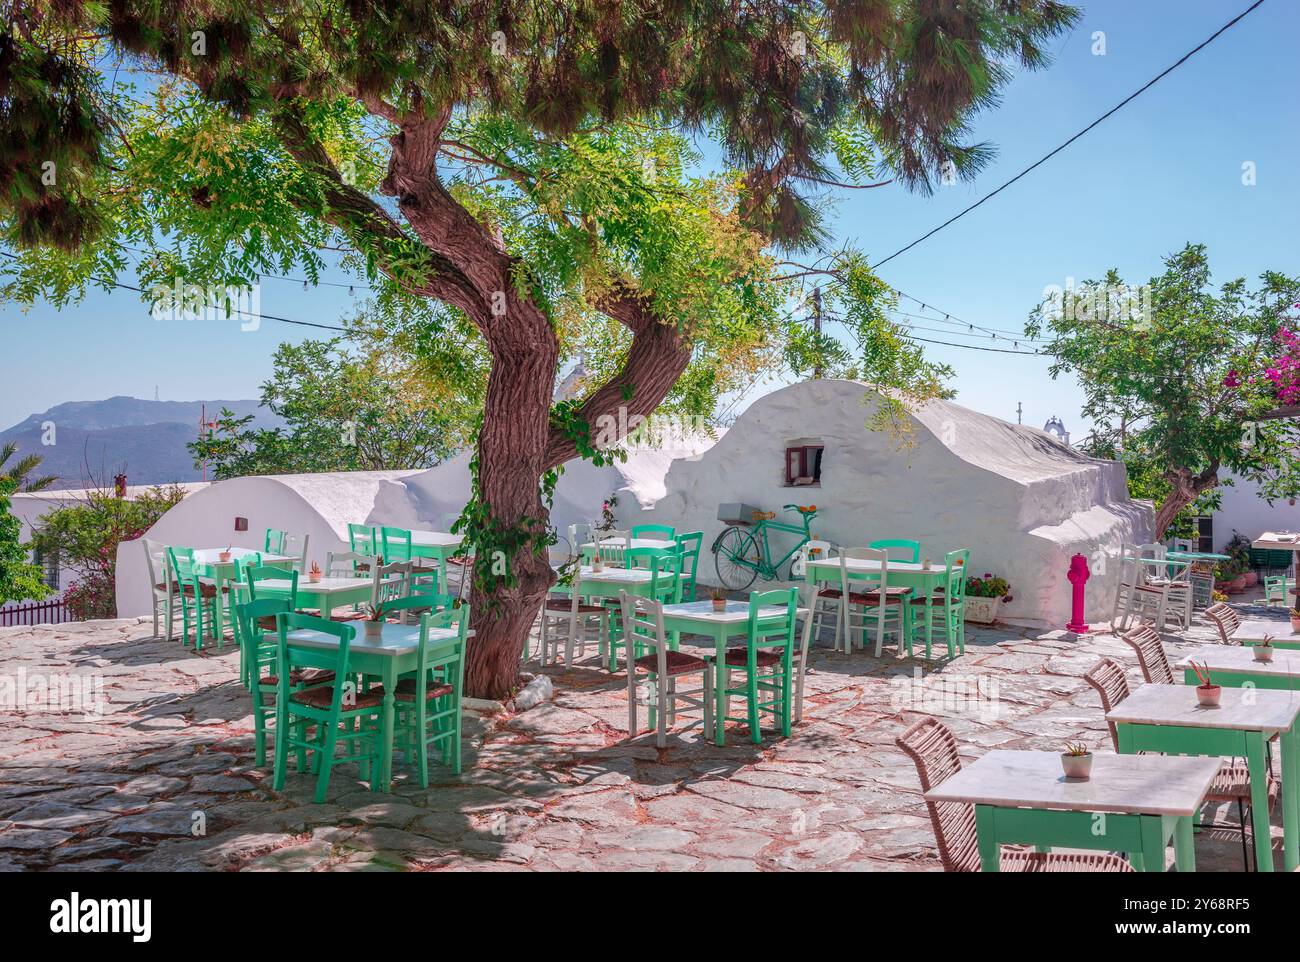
(783, 503), (817, 515)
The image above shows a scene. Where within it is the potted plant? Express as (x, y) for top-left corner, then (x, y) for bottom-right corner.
(1225, 531), (1255, 586)
(1061, 741), (1093, 780)
(1217, 560), (1247, 594)
(362, 602), (386, 637)
(964, 573), (1013, 624)
(1189, 661), (1221, 707)
(1290, 606), (1300, 634)
(1254, 635), (1275, 663)
(308, 560), (323, 584)
(710, 587), (727, 613)
(218, 546), (233, 563)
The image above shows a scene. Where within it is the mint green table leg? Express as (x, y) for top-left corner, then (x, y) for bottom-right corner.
(1173, 815), (1196, 872)
(1285, 726), (1300, 871)
(974, 805), (999, 871)
(377, 661), (396, 793)
(1138, 814), (1164, 872)
(1245, 731), (1274, 871)
(714, 632), (727, 746)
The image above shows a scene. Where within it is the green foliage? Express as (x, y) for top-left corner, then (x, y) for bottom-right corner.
(1027, 244), (1300, 537)
(188, 335), (466, 478)
(28, 484), (187, 620)
(0, 441), (57, 492)
(0, 478), (49, 605)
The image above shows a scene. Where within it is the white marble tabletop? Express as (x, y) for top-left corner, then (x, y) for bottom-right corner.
(285, 620), (464, 657)
(1176, 645), (1300, 679)
(407, 530), (463, 549)
(806, 556), (934, 573)
(582, 538), (676, 552)
(1106, 683), (1300, 734)
(575, 565), (654, 583)
(1252, 531), (1300, 550)
(925, 750), (1220, 817)
(193, 547), (295, 566)
(258, 575), (400, 596)
(1232, 617), (1299, 643)
(661, 600), (809, 624)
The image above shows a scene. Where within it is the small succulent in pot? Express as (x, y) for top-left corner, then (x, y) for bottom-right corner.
(218, 545), (233, 563)
(1061, 741), (1093, 780)
(710, 587), (727, 612)
(308, 560), (322, 583)
(1254, 635), (1275, 662)
(1290, 607), (1300, 633)
(1190, 661), (1221, 707)
(362, 602), (387, 636)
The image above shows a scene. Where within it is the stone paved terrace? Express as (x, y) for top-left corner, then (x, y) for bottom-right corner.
(0, 609), (1281, 872)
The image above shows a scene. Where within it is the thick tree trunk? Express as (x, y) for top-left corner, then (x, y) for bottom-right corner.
(462, 328), (559, 701)
(1152, 465), (1218, 541)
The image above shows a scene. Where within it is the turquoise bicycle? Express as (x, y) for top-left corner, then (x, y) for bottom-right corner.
(712, 504), (819, 591)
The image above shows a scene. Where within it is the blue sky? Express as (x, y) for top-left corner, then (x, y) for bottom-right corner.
(1, 0), (1296, 437)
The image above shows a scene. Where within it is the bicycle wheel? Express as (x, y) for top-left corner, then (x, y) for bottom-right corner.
(714, 526), (760, 591)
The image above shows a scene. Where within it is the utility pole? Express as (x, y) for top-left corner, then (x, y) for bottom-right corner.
(1016, 401), (1023, 425)
(811, 286), (823, 379)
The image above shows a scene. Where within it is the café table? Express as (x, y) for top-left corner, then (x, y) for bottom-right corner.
(279, 619), (471, 792)
(803, 555), (950, 657)
(406, 530), (465, 591)
(193, 547), (296, 639)
(659, 596), (814, 746)
(925, 749), (1221, 872)
(254, 575), (403, 616)
(1176, 644), (1300, 690)
(1106, 683), (1300, 871)
(1231, 616), (1300, 649)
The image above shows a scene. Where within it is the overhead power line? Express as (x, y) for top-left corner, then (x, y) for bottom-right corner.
(871, 0), (1267, 269)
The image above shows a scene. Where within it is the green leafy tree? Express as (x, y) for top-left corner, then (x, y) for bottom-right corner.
(0, 442), (58, 492)
(188, 335), (469, 478)
(5, 1), (1076, 697)
(1026, 244), (1300, 540)
(0, 478), (49, 605)
(29, 484), (187, 620)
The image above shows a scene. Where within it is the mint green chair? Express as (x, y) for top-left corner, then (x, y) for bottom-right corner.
(245, 563), (298, 610)
(265, 528), (287, 554)
(869, 538), (921, 563)
(348, 523), (379, 557)
(273, 613), (385, 803)
(380, 526), (413, 562)
(604, 546), (681, 670)
(167, 547), (221, 650)
(675, 531), (703, 601)
(1264, 575), (1294, 607)
(910, 548), (970, 658)
(722, 588), (797, 744)
(632, 523), (676, 541)
(388, 604), (468, 783)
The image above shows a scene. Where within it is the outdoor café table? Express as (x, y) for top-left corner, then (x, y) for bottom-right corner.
(1252, 531), (1300, 580)
(279, 619), (469, 792)
(924, 749), (1220, 872)
(803, 555), (948, 655)
(193, 547), (296, 639)
(1230, 616), (1300, 649)
(1176, 644), (1300, 691)
(1106, 683), (1300, 871)
(569, 564), (667, 602)
(254, 575), (403, 616)
(407, 530), (465, 589)
(580, 537), (677, 560)
(659, 598), (813, 746)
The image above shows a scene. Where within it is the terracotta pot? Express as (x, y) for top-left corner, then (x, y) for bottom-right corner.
(1253, 645), (1275, 663)
(218, 551), (232, 563)
(1243, 570), (1258, 587)
(712, 600), (727, 612)
(1225, 576), (1247, 594)
(1290, 616), (1300, 634)
(309, 572), (322, 583)
(1196, 684), (1222, 708)
(1061, 753), (1093, 780)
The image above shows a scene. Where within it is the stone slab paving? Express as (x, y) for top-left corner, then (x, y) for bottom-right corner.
(0, 609), (1282, 872)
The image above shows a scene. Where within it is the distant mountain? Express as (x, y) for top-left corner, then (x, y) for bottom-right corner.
(0, 396), (281, 487)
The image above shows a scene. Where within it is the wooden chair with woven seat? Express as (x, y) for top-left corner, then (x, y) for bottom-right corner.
(387, 603), (468, 783)
(167, 546), (226, 651)
(142, 537), (177, 641)
(538, 584), (609, 668)
(909, 548), (970, 659)
(721, 587), (798, 744)
(896, 715), (1134, 872)
(234, 597), (335, 765)
(838, 547), (912, 656)
(272, 613), (387, 803)
(619, 591), (713, 747)
(1205, 602), (1242, 645)
(1084, 655), (1272, 870)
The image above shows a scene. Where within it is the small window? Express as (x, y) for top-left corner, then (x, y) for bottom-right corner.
(33, 548), (60, 590)
(784, 444), (824, 486)
(1195, 517), (1214, 554)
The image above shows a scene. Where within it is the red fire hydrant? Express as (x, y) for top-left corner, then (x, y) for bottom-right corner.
(1067, 553), (1090, 634)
